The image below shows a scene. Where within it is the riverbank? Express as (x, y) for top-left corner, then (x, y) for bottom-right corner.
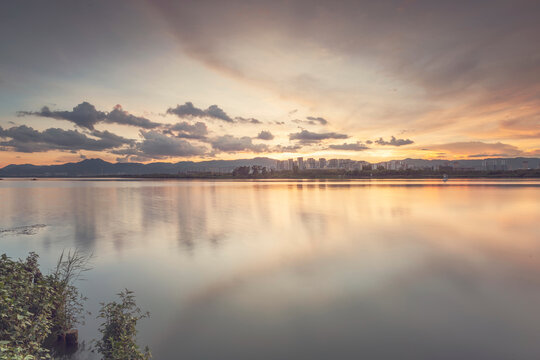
(1, 168), (539, 179)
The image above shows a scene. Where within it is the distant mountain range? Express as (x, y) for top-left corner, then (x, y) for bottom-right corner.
(0, 157), (538, 177)
(0, 158), (278, 177)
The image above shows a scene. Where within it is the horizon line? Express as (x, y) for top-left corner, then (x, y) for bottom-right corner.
(3, 155), (540, 169)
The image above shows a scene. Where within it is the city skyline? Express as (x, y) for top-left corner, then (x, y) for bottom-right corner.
(1, 1), (539, 167)
(1, 155), (538, 178)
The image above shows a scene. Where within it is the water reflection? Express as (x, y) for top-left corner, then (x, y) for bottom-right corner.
(0, 179), (539, 359)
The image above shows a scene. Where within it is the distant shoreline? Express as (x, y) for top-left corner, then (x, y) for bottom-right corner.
(1, 169), (539, 180)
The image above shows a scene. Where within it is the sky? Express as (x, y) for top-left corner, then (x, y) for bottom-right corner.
(0, 0), (539, 167)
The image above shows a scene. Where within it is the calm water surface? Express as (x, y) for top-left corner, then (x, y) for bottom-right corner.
(1, 179), (539, 360)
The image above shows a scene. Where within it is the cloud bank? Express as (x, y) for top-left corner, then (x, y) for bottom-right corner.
(375, 136), (414, 146)
(289, 130), (348, 143)
(18, 102), (161, 130)
(168, 121), (208, 139)
(210, 135), (268, 153)
(328, 142), (369, 151)
(256, 130), (274, 140)
(167, 102), (234, 123)
(0, 125), (133, 153)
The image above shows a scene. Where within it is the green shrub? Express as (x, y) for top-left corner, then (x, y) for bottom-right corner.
(0, 253), (55, 359)
(1, 253), (151, 360)
(96, 289), (151, 360)
(0, 251), (90, 359)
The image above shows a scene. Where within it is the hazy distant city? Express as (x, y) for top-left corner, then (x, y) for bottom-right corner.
(276, 157), (540, 172)
(1, 157), (539, 177)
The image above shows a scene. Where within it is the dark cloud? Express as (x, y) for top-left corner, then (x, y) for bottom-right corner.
(18, 102), (106, 130)
(210, 135), (268, 153)
(292, 116), (329, 126)
(289, 129), (348, 143)
(375, 136), (414, 146)
(0, 123), (206, 160)
(0, 125), (133, 153)
(328, 142), (369, 151)
(306, 116), (328, 125)
(89, 129), (136, 148)
(18, 102), (160, 130)
(256, 130), (274, 140)
(138, 130), (207, 157)
(235, 117), (262, 124)
(168, 121), (208, 139)
(167, 102), (233, 122)
(205, 105), (233, 122)
(107, 105), (161, 129)
(114, 131), (207, 160)
(166, 102), (205, 118)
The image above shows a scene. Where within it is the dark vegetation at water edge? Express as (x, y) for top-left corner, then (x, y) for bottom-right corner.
(261, 168), (540, 179)
(1, 158), (539, 178)
(96, 290), (151, 360)
(106, 167), (540, 179)
(0, 252), (150, 360)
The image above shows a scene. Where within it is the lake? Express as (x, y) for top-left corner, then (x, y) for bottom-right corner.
(1, 179), (539, 360)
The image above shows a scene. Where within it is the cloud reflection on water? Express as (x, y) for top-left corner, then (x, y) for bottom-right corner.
(0, 179), (539, 359)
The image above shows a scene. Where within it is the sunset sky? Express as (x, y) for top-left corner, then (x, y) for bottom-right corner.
(1, 0), (539, 167)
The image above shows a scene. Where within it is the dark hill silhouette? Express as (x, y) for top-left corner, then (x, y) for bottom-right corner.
(0, 157), (539, 177)
(0, 157), (278, 177)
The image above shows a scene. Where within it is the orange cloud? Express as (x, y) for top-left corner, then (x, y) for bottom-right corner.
(419, 141), (523, 158)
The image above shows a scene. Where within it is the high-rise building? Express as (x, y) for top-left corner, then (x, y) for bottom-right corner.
(297, 157), (304, 170)
(319, 158), (327, 169)
(276, 160), (288, 170)
(483, 159), (507, 171)
(338, 159), (354, 169)
(306, 158), (317, 169)
(328, 159), (338, 168)
(288, 158), (294, 170)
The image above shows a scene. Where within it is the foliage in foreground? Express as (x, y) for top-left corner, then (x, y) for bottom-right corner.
(0, 253), (55, 359)
(0, 252), (150, 360)
(96, 290), (151, 360)
(50, 250), (92, 338)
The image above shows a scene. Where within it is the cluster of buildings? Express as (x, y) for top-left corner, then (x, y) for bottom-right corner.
(276, 157), (370, 171)
(358, 159), (528, 171)
(275, 157), (539, 172)
(482, 159), (509, 171)
(377, 159), (517, 171)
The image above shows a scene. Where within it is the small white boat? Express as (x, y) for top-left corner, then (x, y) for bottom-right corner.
(442, 174), (448, 182)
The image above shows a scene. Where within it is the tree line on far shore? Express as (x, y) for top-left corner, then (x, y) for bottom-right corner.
(227, 166), (540, 179)
(101, 166), (540, 179)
